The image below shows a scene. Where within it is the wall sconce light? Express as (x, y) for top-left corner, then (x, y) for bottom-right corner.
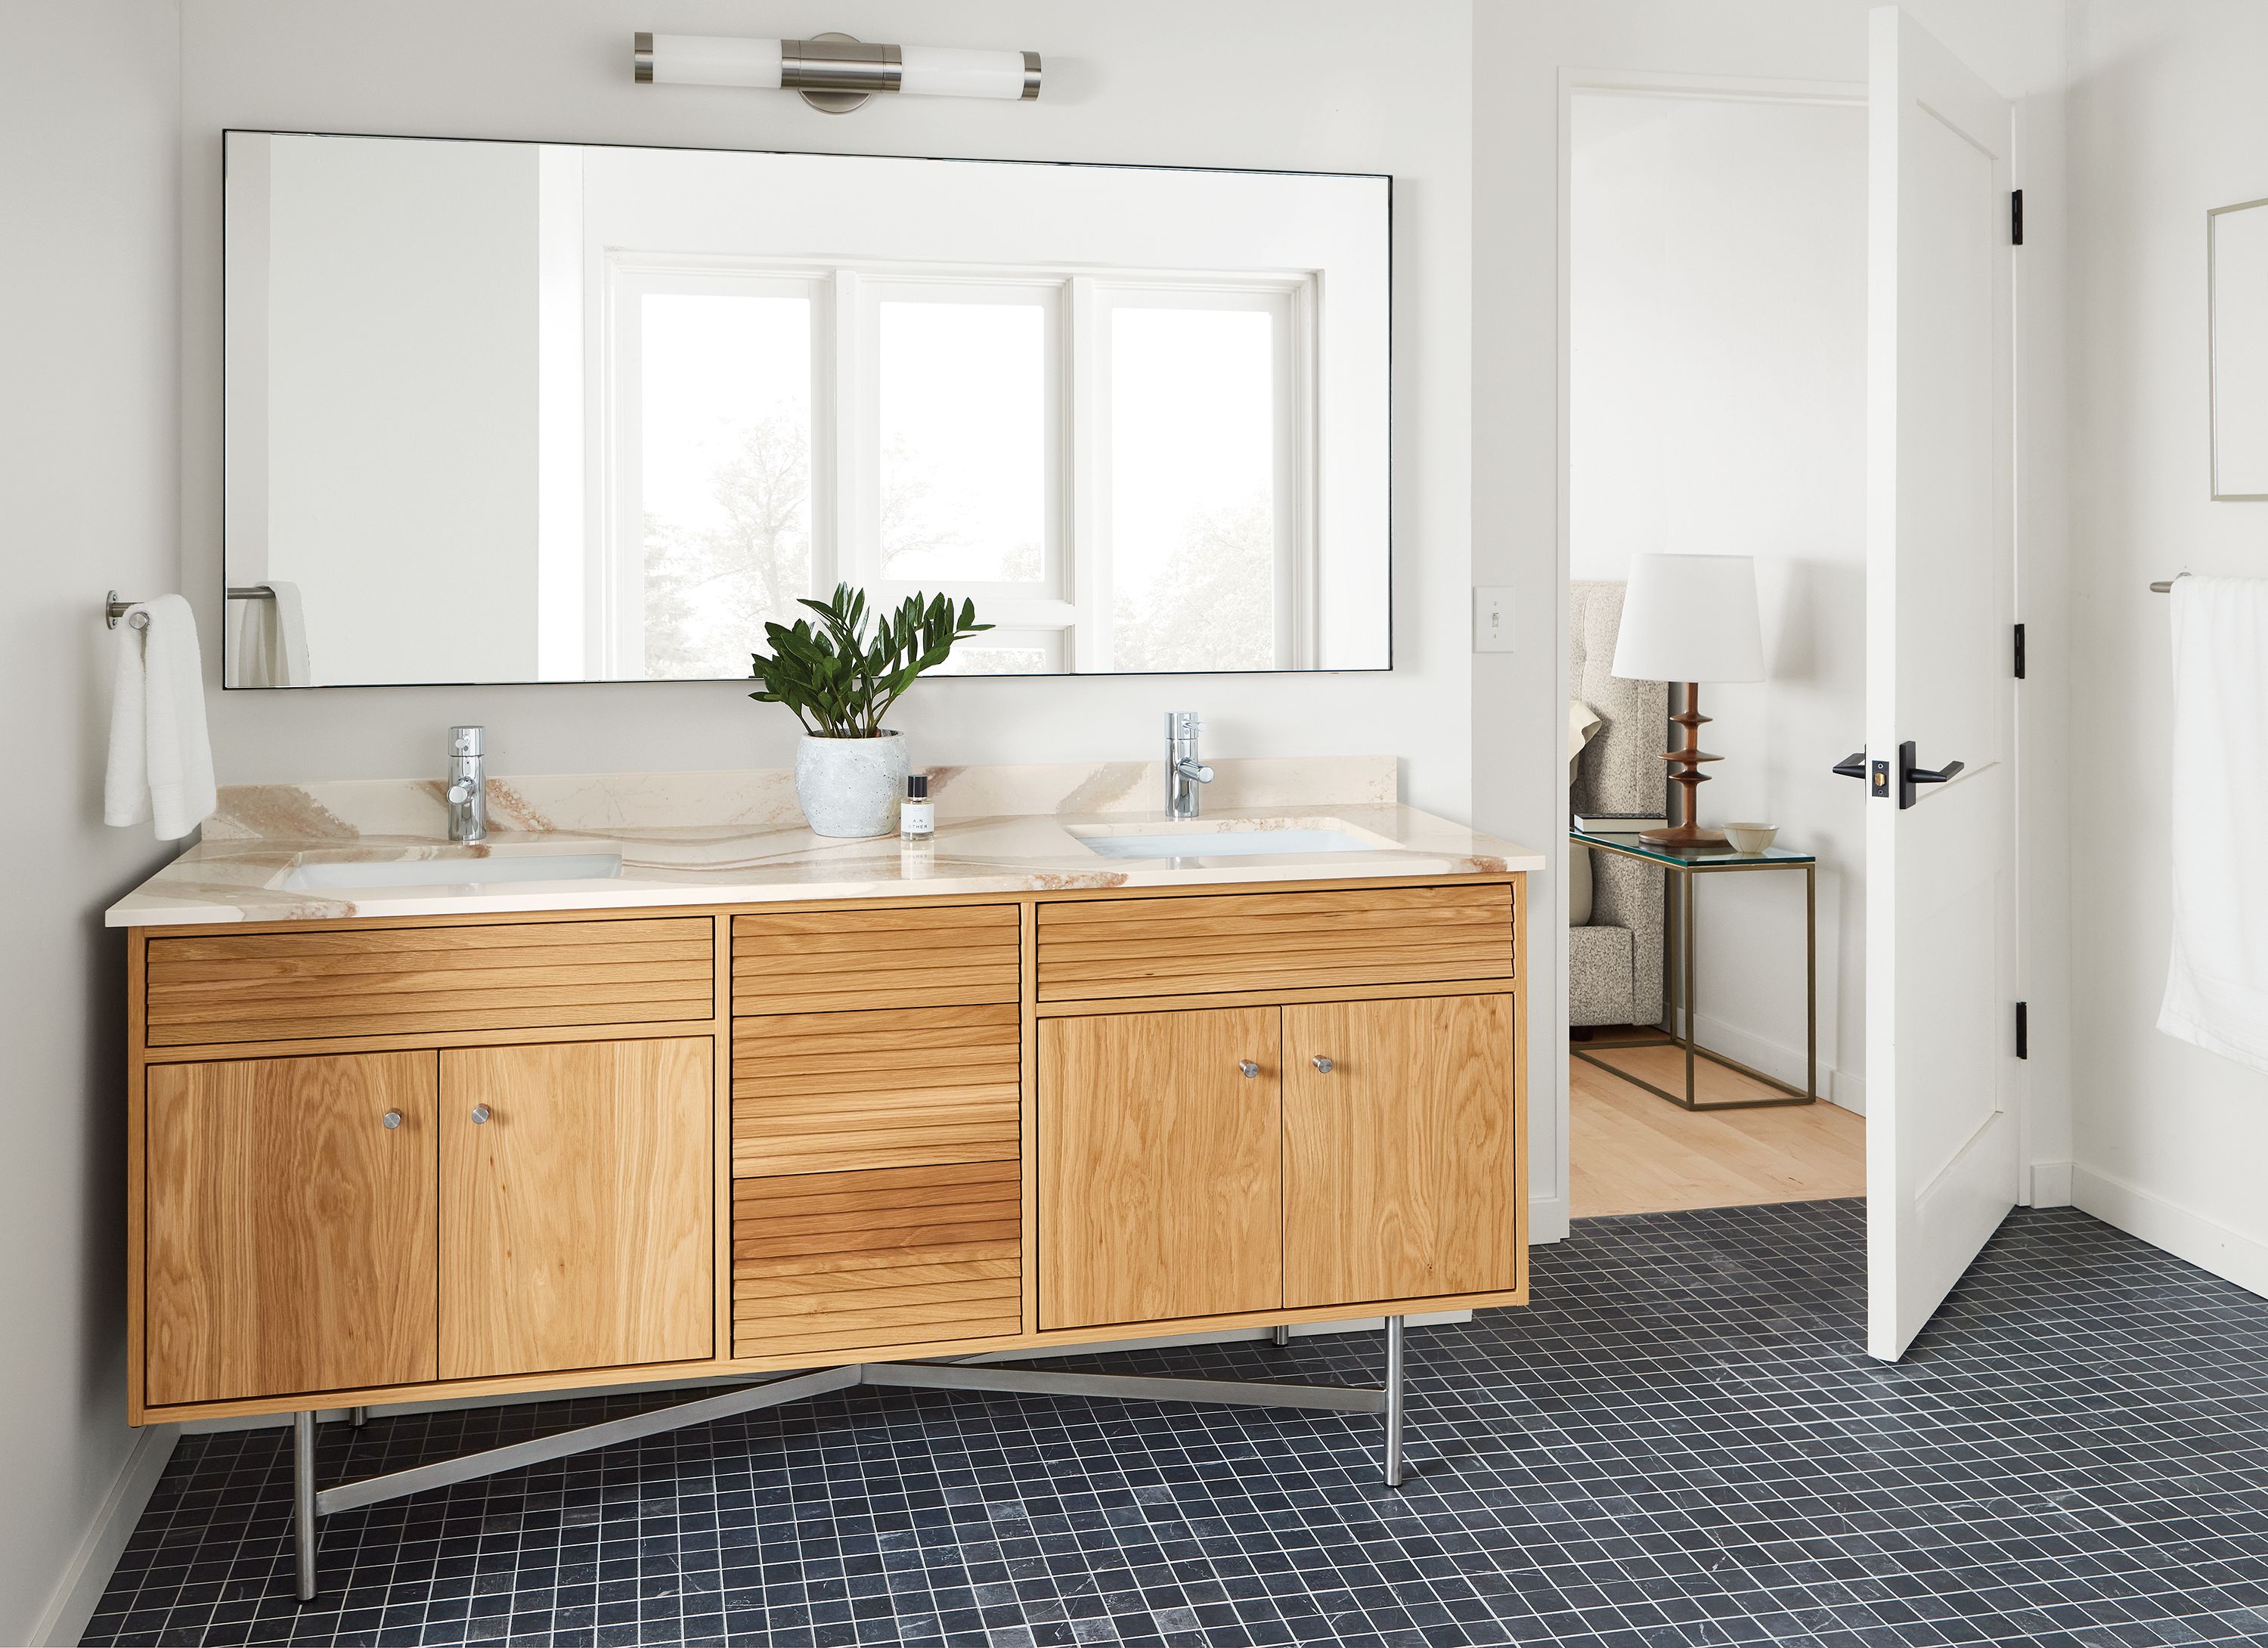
(632, 32), (1041, 113)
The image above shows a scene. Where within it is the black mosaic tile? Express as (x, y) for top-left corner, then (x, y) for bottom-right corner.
(82, 1201), (2268, 1646)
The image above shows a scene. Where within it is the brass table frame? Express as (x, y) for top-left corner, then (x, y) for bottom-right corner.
(1569, 832), (1817, 1111)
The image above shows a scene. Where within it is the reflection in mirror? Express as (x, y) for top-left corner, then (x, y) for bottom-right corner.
(223, 132), (1390, 687)
(2212, 197), (2268, 500)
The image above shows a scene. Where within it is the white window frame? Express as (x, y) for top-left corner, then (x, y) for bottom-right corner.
(603, 254), (1318, 674)
(1082, 278), (1315, 671)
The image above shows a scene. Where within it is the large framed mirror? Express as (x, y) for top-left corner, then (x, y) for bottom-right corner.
(222, 131), (1392, 687)
(2211, 194), (2268, 500)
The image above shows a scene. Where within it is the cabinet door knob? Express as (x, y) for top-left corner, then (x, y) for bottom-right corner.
(1311, 1055), (1334, 1073)
(381, 1110), (403, 1130)
(1238, 1060), (1260, 1079)
(470, 1104), (492, 1125)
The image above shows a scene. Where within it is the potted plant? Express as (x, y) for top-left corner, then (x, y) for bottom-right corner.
(751, 583), (991, 838)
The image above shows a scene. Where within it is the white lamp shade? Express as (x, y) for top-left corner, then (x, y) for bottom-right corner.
(1610, 552), (1765, 683)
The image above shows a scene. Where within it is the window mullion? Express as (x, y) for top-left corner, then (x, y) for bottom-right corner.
(1069, 277), (1108, 672)
(832, 268), (870, 593)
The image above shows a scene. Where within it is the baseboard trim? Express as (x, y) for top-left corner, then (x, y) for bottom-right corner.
(30, 1423), (178, 1646)
(1531, 1194), (1569, 1244)
(2072, 1163), (2268, 1300)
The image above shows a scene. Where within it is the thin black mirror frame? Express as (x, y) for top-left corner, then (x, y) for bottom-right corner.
(220, 127), (1395, 690)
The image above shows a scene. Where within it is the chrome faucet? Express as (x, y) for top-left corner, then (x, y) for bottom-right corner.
(445, 725), (488, 844)
(1165, 711), (1215, 819)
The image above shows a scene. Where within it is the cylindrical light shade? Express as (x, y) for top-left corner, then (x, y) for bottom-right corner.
(634, 33), (1040, 101)
(641, 33), (783, 88)
(1611, 553), (1765, 683)
(900, 45), (1038, 101)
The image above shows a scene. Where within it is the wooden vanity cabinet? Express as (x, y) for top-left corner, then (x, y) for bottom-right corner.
(1281, 995), (1521, 1306)
(439, 1038), (713, 1380)
(140, 1033), (715, 1408)
(727, 905), (1026, 1358)
(144, 1052), (438, 1408)
(129, 876), (1525, 1425)
(1038, 992), (1522, 1331)
(1037, 1008), (1284, 1329)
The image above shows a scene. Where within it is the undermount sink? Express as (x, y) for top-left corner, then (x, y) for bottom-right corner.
(1071, 823), (1386, 861)
(282, 852), (624, 891)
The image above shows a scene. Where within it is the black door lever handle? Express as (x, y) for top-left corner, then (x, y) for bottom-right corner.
(1898, 739), (1965, 809)
(1833, 750), (1866, 779)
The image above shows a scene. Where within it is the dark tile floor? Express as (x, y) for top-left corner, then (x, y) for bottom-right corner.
(82, 1200), (2268, 1647)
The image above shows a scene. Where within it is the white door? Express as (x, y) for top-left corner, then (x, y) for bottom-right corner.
(1864, 5), (2021, 1361)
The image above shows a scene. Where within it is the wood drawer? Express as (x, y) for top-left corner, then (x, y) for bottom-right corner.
(1035, 884), (1516, 1002)
(732, 905), (1019, 1014)
(733, 1005), (1020, 1178)
(144, 917), (715, 1047)
(731, 1161), (1021, 1358)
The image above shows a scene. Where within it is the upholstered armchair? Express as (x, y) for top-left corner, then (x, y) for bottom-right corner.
(1568, 581), (1667, 1029)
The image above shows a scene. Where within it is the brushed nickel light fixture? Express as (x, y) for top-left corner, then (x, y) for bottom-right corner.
(632, 32), (1041, 113)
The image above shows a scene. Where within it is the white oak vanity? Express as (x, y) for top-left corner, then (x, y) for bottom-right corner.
(111, 766), (1538, 1597)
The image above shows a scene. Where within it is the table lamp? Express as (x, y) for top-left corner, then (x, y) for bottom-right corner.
(1610, 552), (1765, 848)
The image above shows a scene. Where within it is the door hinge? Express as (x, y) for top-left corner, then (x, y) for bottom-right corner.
(2015, 1001), (2029, 1059)
(2011, 188), (2025, 246)
(2014, 622), (2026, 680)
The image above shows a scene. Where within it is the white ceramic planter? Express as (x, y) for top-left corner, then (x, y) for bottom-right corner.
(794, 732), (910, 838)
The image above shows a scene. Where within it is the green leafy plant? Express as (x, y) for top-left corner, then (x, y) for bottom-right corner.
(749, 583), (992, 738)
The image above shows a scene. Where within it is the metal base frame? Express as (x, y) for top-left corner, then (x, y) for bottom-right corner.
(290, 1318), (1409, 1602)
(1572, 847), (1817, 1112)
(1572, 1036), (1814, 1111)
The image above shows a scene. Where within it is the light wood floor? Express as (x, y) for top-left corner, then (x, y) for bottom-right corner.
(1570, 1040), (1867, 1218)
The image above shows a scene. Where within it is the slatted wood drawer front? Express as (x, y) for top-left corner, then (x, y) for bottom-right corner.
(731, 905), (1019, 1015)
(731, 1161), (1021, 1358)
(1036, 884), (1516, 1002)
(144, 918), (714, 1047)
(733, 1006), (1021, 1177)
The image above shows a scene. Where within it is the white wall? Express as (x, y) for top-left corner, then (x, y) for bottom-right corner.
(181, 0), (1474, 825)
(2066, 0), (2268, 1290)
(259, 134), (541, 683)
(0, 6), (183, 1641)
(1473, 0), (2071, 1240)
(1568, 91), (1869, 1107)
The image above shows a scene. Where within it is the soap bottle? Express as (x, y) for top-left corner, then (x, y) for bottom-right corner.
(900, 773), (934, 840)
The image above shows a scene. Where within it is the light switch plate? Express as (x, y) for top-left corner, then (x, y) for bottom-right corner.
(1473, 587), (1516, 652)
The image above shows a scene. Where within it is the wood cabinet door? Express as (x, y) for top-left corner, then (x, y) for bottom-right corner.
(1282, 995), (1520, 1307)
(1038, 1008), (1280, 1329)
(144, 1052), (438, 1407)
(439, 1038), (713, 1379)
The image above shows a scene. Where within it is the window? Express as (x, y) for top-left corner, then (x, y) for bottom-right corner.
(607, 257), (1313, 676)
(1099, 290), (1300, 671)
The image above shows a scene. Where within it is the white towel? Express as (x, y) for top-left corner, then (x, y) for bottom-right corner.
(228, 581), (311, 687)
(2159, 575), (2268, 1070)
(104, 595), (218, 841)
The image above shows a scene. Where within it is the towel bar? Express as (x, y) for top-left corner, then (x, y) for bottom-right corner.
(2150, 575), (2190, 593)
(105, 587), (274, 628)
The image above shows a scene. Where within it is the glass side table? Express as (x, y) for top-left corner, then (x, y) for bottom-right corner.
(1569, 829), (1817, 1111)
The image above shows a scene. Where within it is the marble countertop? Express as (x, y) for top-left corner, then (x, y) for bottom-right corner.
(106, 757), (1543, 928)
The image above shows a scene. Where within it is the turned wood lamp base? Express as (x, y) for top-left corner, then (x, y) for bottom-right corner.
(1638, 682), (1728, 849)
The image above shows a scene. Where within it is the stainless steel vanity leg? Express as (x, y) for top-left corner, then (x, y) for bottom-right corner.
(293, 1411), (318, 1602)
(349, 1405), (367, 1429)
(1272, 1325), (1291, 1347)
(1382, 1316), (1405, 1487)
